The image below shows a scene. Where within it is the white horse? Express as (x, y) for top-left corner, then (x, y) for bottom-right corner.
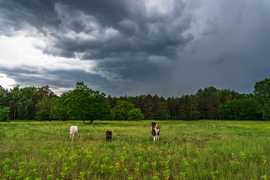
(70, 126), (78, 141)
(151, 122), (160, 142)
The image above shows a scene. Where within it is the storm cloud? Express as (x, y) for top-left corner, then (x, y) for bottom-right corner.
(0, 0), (270, 97)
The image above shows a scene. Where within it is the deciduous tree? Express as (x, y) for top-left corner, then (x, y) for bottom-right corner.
(65, 82), (113, 123)
(254, 78), (270, 120)
(113, 100), (135, 120)
(217, 99), (258, 120)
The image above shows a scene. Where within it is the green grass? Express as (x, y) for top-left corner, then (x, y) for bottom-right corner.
(1, 120), (270, 180)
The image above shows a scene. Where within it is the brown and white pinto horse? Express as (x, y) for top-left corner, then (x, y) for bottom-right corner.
(151, 122), (160, 142)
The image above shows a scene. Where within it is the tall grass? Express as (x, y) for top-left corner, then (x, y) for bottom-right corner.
(0, 120), (270, 179)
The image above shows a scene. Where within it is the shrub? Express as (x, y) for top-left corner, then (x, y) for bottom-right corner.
(127, 108), (144, 120)
(0, 107), (10, 122)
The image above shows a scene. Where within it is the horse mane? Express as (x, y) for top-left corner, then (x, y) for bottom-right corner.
(151, 122), (156, 129)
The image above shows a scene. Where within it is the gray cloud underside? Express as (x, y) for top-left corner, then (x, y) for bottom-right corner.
(1, 0), (270, 97)
(0, 66), (130, 96)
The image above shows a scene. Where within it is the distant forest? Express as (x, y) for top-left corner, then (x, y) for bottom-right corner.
(1, 78), (270, 122)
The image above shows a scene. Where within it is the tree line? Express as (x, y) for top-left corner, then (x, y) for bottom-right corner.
(1, 78), (270, 122)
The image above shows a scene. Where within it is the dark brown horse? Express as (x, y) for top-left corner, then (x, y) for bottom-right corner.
(106, 131), (112, 142)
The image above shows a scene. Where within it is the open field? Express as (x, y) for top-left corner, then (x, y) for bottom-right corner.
(1, 120), (270, 180)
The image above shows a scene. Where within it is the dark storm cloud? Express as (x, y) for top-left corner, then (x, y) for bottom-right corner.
(0, 0), (60, 36)
(0, 0), (193, 60)
(1, 0), (270, 97)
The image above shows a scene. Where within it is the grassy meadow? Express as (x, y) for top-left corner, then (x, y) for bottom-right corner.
(1, 120), (270, 180)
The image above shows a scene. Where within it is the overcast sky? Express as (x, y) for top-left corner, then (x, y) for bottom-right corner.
(0, 0), (270, 97)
